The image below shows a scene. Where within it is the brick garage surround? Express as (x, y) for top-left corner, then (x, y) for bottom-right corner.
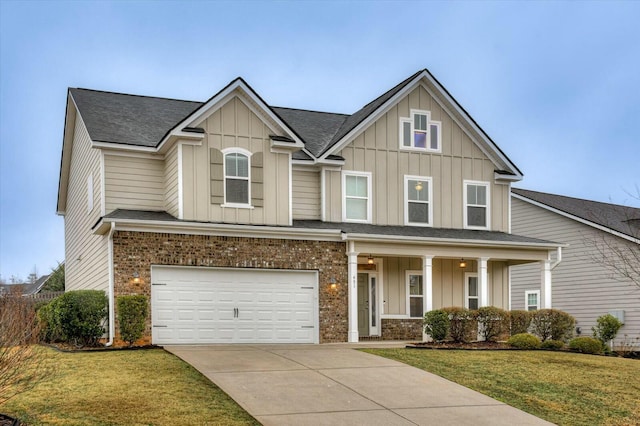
(112, 231), (348, 345)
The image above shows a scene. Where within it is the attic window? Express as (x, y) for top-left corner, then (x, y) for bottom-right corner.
(400, 110), (441, 152)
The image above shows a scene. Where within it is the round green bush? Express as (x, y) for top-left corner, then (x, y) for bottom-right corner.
(423, 309), (450, 342)
(592, 314), (623, 345)
(541, 339), (565, 350)
(569, 337), (603, 354)
(117, 295), (148, 346)
(507, 333), (541, 349)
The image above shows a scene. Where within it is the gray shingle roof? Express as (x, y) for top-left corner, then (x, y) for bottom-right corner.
(104, 209), (179, 222)
(512, 188), (640, 239)
(70, 88), (202, 147)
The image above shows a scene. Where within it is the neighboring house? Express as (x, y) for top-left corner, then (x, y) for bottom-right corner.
(511, 188), (640, 346)
(56, 69), (560, 346)
(0, 274), (50, 296)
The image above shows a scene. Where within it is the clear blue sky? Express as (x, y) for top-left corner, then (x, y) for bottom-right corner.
(1, 0), (638, 281)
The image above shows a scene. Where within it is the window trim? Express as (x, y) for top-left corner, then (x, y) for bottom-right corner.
(342, 171), (372, 223)
(399, 109), (442, 153)
(464, 273), (479, 310)
(463, 180), (491, 230)
(405, 270), (425, 318)
(87, 173), (94, 214)
(221, 147), (253, 209)
(525, 290), (540, 311)
(404, 175), (433, 227)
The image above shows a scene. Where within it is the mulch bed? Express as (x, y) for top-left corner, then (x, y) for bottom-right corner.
(407, 341), (514, 350)
(45, 342), (160, 353)
(0, 413), (21, 426)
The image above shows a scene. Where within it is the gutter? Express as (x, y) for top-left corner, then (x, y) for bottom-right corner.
(105, 222), (116, 347)
(551, 246), (562, 270)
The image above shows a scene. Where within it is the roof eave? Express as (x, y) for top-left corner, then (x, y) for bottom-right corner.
(56, 91), (77, 215)
(342, 232), (564, 249)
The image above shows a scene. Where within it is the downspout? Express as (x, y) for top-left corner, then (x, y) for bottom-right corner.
(105, 222), (116, 347)
(551, 246), (562, 270)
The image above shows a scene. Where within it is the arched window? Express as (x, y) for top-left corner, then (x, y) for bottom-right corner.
(224, 150), (250, 205)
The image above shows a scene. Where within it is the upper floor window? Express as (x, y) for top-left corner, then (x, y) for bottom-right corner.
(464, 180), (490, 230)
(224, 150), (250, 206)
(400, 109), (441, 152)
(342, 171), (371, 223)
(404, 175), (433, 226)
(525, 290), (539, 311)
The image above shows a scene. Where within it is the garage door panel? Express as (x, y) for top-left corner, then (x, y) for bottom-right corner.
(152, 267), (318, 344)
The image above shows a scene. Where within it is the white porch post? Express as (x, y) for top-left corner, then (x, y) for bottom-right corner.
(540, 260), (552, 308)
(422, 256), (434, 312)
(478, 257), (489, 307)
(347, 241), (359, 343)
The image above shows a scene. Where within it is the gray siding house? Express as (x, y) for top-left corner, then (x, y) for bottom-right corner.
(511, 188), (640, 347)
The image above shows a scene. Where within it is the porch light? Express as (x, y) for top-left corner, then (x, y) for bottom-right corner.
(414, 181), (423, 191)
(329, 277), (338, 290)
(459, 259), (467, 268)
(367, 255), (374, 265)
(132, 272), (141, 284)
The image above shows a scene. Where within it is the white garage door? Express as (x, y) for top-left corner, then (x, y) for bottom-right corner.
(151, 266), (318, 344)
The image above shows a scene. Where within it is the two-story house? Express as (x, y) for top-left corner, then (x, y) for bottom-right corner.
(57, 69), (560, 345)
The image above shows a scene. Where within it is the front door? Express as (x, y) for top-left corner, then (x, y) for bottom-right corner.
(357, 272), (379, 337)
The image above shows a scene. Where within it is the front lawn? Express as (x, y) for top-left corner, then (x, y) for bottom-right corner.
(1, 347), (259, 426)
(363, 349), (640, 426)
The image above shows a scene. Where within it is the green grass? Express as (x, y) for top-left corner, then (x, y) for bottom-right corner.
(362, 349), (640, 426)
(1, 347), (259, 426)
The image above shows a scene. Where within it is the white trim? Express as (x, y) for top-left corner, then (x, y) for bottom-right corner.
(347, 241), (359, 342)
(464, 180), (491, 230)
(288, 152), (293, 226)
(343, 232), (562, 249)
(525, 290), (540, 311)
(320, 167), (326, 222)
(508, 266), (512, 311)
(177, 143), (184, 219)
(222, 148), (252, 207)
(99, 152), (105, 216)
(404, 175), (433, 227)
(101, 150), (165, 161)
(398, 109), (442, 153)
(508, 183), (512, 233)
(92, 141), (158, 153)
(342, 171), (373, 223)
(405, 270), (424, 318)
(399, 117), (411, 149)
(512, 192), (640, 244)
(87, 173), (94, 213)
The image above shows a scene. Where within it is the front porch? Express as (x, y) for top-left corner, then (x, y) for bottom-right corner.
(346, 239), (558, 343)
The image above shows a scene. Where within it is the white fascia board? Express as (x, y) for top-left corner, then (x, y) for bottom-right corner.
(512, 193), (640, 245)
(57, 94), (78, 215)
(94, 218), (344, 241)
(92, 141), (158, 153)
(342, 232), (564, 250)
(494, 172), (521, 183)
(321, 71), (428, 160)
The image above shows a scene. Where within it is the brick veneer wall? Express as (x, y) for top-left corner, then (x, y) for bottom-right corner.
(112, 231), (348, 345)
(381, 318), (423, 340)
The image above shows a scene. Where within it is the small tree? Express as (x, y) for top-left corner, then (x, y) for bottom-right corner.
(117, 295), (148, 346)
(42, 262), (65, 292)
(0, 291), (54, 404)
(423, 310), (450, 342)
(592, 314), (623, 349)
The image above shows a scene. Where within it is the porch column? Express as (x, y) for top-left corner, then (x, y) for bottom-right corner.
(540, 260), (552, 308)
(422, 256), (434, 312)
(477, 257), (489, 307)
(347, 241), (359, 343)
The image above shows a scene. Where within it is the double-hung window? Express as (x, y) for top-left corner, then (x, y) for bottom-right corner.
(224, 150), (251, 206)
(464, 181), (490, 229)
(525, 290), (539, 311)
(406, 272), (424, 318)
(466, 274), (479, 310)
(400, 109), (441, 152)
(404, 175), (432, 226)
(342, 171), (372, 223)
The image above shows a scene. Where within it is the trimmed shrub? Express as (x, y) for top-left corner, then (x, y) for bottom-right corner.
(442, 307), (476, 342)
(569, 337), (603, 354)
(117, 295), (148, 346)
(507, 333), (541, 349)
(530, 309), (575, 342)
(510, 310), (532, 336)
(423, 309), (450, 342)
(592, 314), (623, 346)
(541, 339), (565, 350)
(476, 306), (509, 342)
(39, 290), (107, 347)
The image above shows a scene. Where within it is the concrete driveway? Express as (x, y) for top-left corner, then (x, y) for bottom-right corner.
(165, 344), (552, 426)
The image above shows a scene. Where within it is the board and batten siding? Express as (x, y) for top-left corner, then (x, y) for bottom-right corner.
(292, 169), (320, 220)
(64, 114), (108, 292)
(104, 154), (164, 213)
(164, 144), (180, 217)
(382, 258), (509, 315)
(323, 85), (510, 231)
(511, 197), (640, 345)
(181, 95), (290, 225)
